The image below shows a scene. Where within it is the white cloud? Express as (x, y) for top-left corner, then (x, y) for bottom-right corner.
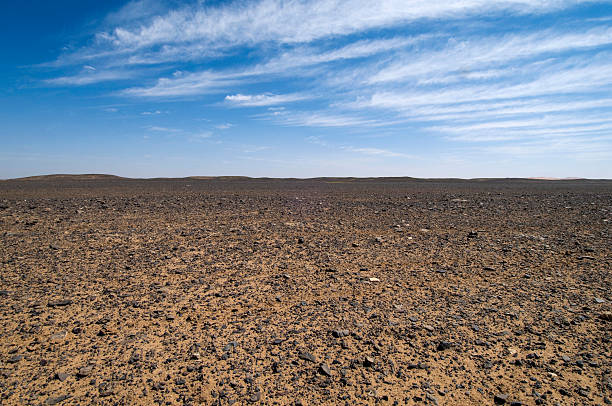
(122, 71), (241, 97)
(344, 147), (412, 158)
(262, 110), (381, 127)
(45, 70), (131, 85)
(98, 0), (596, 50)
(369, 26), (612, 84)
(225, 93), (306, 106)
(146, 125), (181, 132)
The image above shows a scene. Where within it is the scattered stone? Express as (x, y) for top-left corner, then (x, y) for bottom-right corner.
(595, 297), (606, 304)
(46, 395), (71, 405)
(369, 277), (380, 282)
(50, 331), (67, 342)
(599, 312), (612, 322)
(364, 356), (375, 368)
(55, 372), (69, 382)
(77, 366), (93, 378)
(8, 354), (23, 363)
(298, 351), (316, 363)
(248, 391), (261, 403)
(319, 363), (332, 376)
(436, 341), (452, 351)
(494, 393), (509, 404)
(48, 299), (72, 307)
(332, 329), (350, 338)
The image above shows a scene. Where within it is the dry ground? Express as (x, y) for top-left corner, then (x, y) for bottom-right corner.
(0, 177), (611, 405)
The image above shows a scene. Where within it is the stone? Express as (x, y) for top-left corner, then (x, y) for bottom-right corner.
(248, 391), (261, 403)
(319, 363), (332, 376)
(8, 354), (23, 363)
(55, 372), (70, 382)
(77, 366), (93, 378)
(436, 341), (452, 351)
(494, 394), (509, 404)
(46, 395), (71, 405)
(364, 356), (374, 367)
(48, 299), (73, 307)
(595, 298), (606, 304)
(50, 331), (67, 342)
(298, 351), (316, 362)
(332, 329), (349, 338)
(599, 312), (612, 322)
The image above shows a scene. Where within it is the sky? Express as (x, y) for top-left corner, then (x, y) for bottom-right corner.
(2, 0), (612, 179)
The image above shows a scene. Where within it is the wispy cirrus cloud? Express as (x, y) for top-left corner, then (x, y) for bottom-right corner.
(343, 146), (412, 158)
(37, 0), (612, 169)
(94, 0), (596, 51)
(225, 93), (307, 106)
(45, 68), (133, 85)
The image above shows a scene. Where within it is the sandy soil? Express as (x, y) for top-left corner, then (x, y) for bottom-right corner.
(0, 177), (610, 405)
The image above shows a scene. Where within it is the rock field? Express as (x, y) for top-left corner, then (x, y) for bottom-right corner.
(0, 176), (611, 405)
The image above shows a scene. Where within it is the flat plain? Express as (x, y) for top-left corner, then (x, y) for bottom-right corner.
(0, 176), (611, 405)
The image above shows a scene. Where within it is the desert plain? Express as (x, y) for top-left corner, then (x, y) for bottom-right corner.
(0, 176), (611, 405)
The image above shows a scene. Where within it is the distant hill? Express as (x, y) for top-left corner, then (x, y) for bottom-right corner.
(1, 174), (604, 182)
(8, 174), (126, 181)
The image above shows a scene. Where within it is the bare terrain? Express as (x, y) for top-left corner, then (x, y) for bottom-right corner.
(0, 176), (611, 405)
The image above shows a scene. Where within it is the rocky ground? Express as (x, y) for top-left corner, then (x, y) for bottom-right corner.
(0, 176), (611, 405)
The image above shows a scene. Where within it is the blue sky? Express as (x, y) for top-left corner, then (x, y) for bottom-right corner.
(2, 0), (612, 179)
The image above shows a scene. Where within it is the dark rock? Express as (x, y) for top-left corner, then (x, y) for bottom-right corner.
(332, 329), (349, 338)
(46, 395), (71, 405)
(319, 363), (332, 376)
(363, 356), (374, 367)
(77, 366), (93, 378)
(48, 299), (72, 307)
(248, 391), (261, 403)
(436, 341), (452, 351)
(494, 393), (509, 404)
(8, 354), (23, 363)
(55, 372), (69, 382)
(599, 312), (612, 322)
(298, 351), (316, 363)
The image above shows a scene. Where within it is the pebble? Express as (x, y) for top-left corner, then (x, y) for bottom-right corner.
(249, 391), (261, 403)
(8, 354), (23, 363)
(77, 366), (93, 378)
(599, 312), (612, 321)
(364, 356), (375, 367)
(494, 393), (509, 404)
(50, 331), (67, 342)
(319, 363), (332, 376)
(48, 299), (73, 307)
(332, 329), (349, 338)
(436, 341), (452, 351)
(298, 351), (316, 362)
(46, 395), (71, 405)
(55, 372), (69, 382)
